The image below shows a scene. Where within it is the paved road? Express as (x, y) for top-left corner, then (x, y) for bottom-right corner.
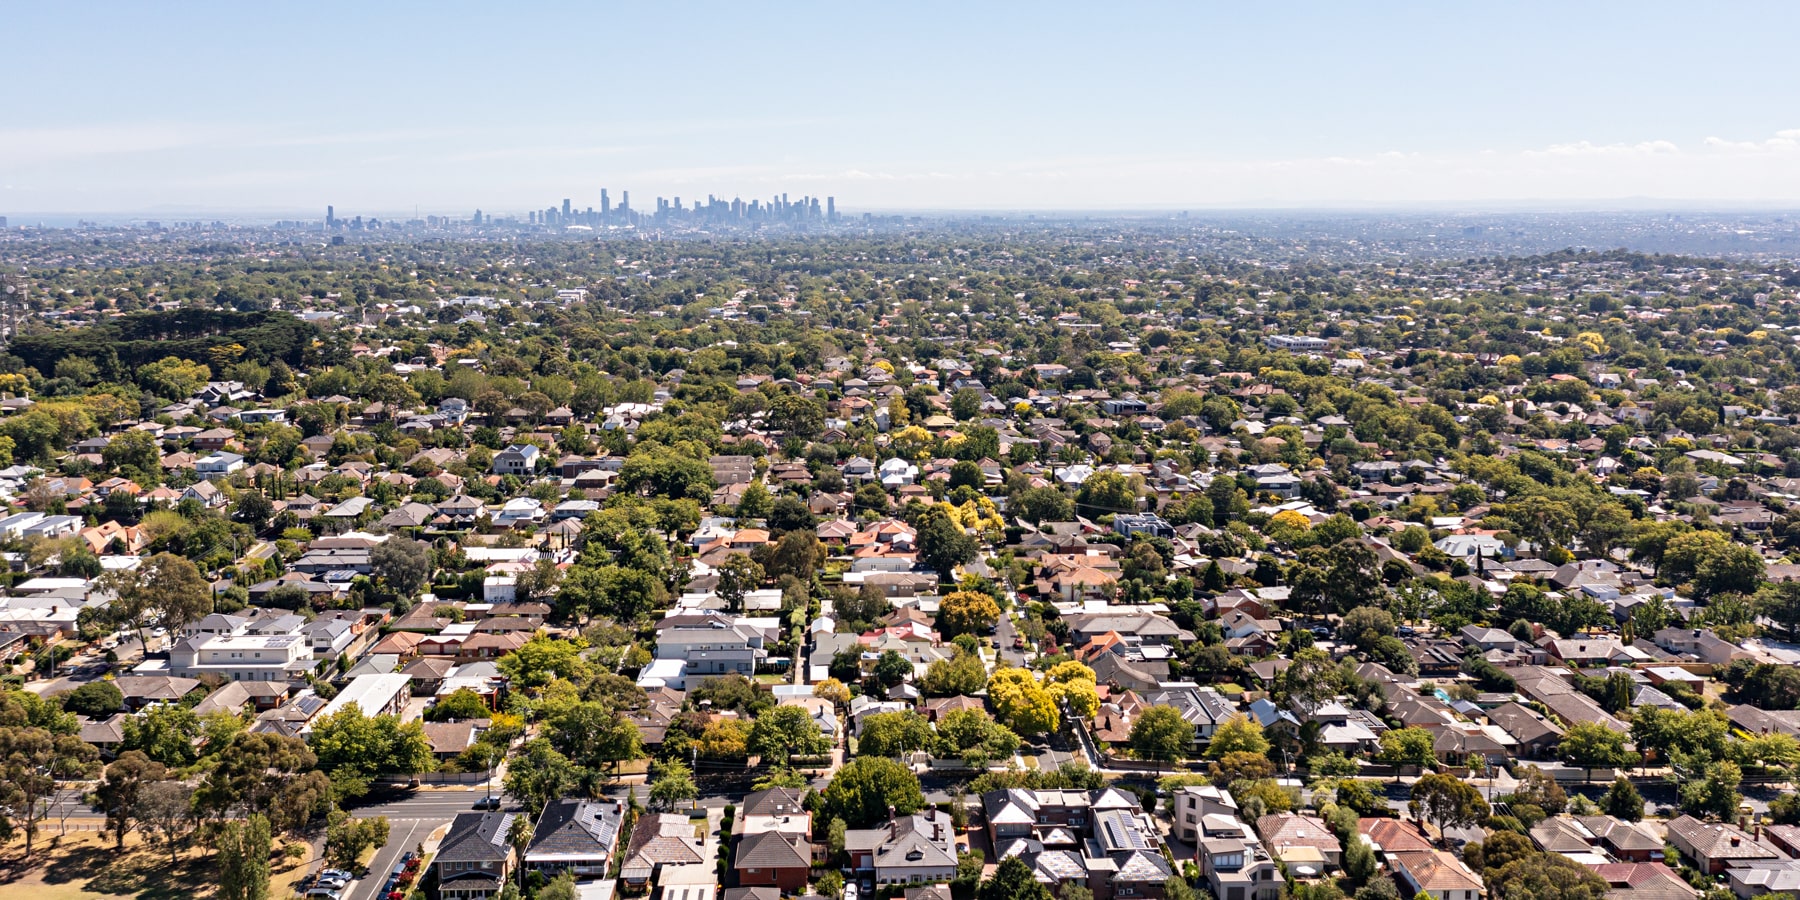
(351, 786), (505, 823)
(348, 816), (434, 900)
(994, 614), (1027, 668)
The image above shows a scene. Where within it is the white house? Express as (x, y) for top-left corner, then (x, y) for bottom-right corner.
(196, 451), (247, 477)
(311, 673), (414, 727)
(169, 633), (312, 682)
(493, 444), (541, 476)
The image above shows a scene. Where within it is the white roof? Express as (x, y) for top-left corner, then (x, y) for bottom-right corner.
(311, 673), (412, 726)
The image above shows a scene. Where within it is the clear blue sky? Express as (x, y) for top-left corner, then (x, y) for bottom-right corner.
(7, 1), (1800, 215)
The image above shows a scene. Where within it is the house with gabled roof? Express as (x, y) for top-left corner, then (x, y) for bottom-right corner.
(620, 813), (705, 888)
(435, 811), (517, 900)
(525, 798), (626, 879)
(1666, 815), (1779, 875)
(735, 831), (812, 892)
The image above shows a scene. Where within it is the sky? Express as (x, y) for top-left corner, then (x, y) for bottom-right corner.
(6, 1), (1800, 217)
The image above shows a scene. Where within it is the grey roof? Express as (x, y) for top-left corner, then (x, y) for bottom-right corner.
(528, 798), (626, 862)
(741, 787), (809, 818)
(736, 831), (811, 870)
(437, 811), (516, 865)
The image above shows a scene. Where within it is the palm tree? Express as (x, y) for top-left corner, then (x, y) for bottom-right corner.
(507, 814), (534, 894)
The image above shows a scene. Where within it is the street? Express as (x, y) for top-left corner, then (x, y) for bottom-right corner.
(348, 816), (431, 900)
(993, 613), (1027, 668)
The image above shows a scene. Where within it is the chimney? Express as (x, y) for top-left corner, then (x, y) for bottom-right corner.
(926, 807), (935, 821)
(888, 805), (896, 823)
(1731, 836), (1741, 847)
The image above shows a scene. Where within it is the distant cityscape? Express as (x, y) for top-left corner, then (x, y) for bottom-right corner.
(11, 207), (1800, 262)
(320, 188), (842, 234)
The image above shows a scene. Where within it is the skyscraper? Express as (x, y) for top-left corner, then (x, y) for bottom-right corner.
(827, 197), (836, 221)
(601, 189), (610, 216)
(562, 198), (571, 219)
(326, 205), (335, 229)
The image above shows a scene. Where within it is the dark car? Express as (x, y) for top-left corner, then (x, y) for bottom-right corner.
(472, 795), (501, 810)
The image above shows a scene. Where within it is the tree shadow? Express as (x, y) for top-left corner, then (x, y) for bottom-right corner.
(0, 839), (220, 900)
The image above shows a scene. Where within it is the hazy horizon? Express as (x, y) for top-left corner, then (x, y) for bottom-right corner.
(8, 2), (1800, 214)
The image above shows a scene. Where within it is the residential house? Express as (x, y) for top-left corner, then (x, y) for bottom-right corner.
(846, 810), (959, 887)
(492, 444), (541, 476)
(735, 831), (813, 892)
(525, 798), (626, 879)
(436, 811), (517, 900)
(620, 813), (706, 889)
(1666, 816), (1779, 875)
(1386, 850), (1485, 900)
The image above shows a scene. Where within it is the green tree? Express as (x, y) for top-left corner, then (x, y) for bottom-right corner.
(1012, 486), (1074, 524)
(936, 590), (1001, 638)
(370, 536), (433, 598)
(1602, 777), (1643, 822)
(1409, 773), (1490, 837)
(748, 704), (831, 760)
(1076, 472), (1137, 515)
(1560, 722), (1632, 781)
(715, 553), (765, 612)
(988, 668), (1059, 736)
(539, 874), (578, 900)
(1484, 851), (1608, 900)
(1377, 727), (1436, 770)
(122, 703), (202, 767)
(508, 814), (535, 894)
(936, 709), (1021, 765)
(498, 634), (592, 690)
(426, 688), (491, 722)
(504, 739), (578, 815)
(305, 704), (435, 778)
(324, 813), (390, 871)
(112, 552), (214, 653)
(1206, 713), (1271, 759)
(96, 750), (168, 851)
(858, 711), (938, 759)
(102, 430), (163, 479)
(981, 856), (1053, 900)
(917, 507), (980, 580)
(60, 680), (124, 718)
(1130, 706), (1192, 764)
(920, 648), (988, 697)
(820, 757), (925, 827)
(140, 779), (196, 866)
(649, 759), (698, 810)
(1679, 758), (1742, 820)
(218, 813), (273, 900)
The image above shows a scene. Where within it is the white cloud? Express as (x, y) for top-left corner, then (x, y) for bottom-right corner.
(1533, 139), (1680, 157)
(1703, 128), (1800, 153)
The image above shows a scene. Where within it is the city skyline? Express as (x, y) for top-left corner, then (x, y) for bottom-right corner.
(7, 3), (1800, 213)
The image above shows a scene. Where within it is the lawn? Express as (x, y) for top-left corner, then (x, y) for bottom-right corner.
(0, 830), (315, 900)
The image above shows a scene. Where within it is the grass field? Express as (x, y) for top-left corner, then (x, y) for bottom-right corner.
(0, 830), (316, 900)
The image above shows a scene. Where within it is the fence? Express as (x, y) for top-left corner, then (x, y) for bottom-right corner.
(376, 771), (489, 786)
